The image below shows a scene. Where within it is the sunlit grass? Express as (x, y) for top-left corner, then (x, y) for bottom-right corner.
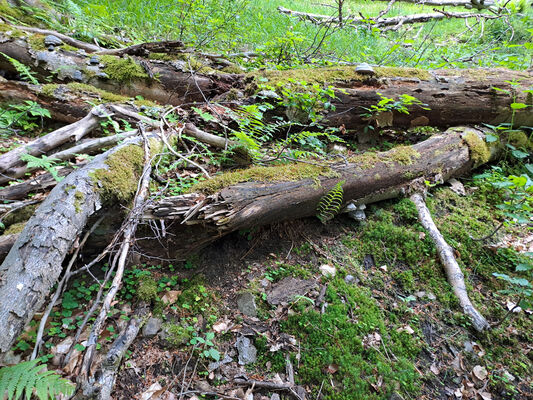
(56, 0), (531, 69)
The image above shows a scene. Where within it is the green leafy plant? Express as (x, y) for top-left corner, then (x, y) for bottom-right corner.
(0, 101), (51, 135)
(0, 359), (74, 400)
(0, 53), (39, 85)
(190, 331), (221, 361)
(19, 154), (63, 182)
(316, 180), (345, 223)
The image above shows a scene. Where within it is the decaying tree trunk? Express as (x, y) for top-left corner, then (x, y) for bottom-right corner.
(140, 126), (498, 256)
(0, 131), (162, 353)
(0, 31), (531, 130)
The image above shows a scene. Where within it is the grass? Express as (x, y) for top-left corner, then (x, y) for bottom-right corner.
(48, 0), (531, 70)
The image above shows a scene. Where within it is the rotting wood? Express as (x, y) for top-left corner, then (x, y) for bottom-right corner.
(410, 192), (490, 331)
(139, 126), (498, 256)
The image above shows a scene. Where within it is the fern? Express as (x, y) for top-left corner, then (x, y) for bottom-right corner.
(19, 154), (63, 182)
(0, 359), (74, 400)
(316, 180), (345, 223)
(0, 53), (39, 85)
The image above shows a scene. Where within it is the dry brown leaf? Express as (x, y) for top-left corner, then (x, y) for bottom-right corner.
(472, 365), (488, 381)
(160, 290), (180, 305)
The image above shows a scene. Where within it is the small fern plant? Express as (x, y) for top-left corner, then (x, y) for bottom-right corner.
(19, 154), (63, 182)
(0, 52), (39, 85)
(0, 359), (75, 400)
(316, 180), (345, 223)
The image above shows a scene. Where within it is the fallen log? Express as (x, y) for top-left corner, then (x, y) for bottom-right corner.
(140, 126), (499, 256)
(0, 122), (162, 354)
(277, 6), (499, 28)
(0, 105), (111, 184)
(370, 0), (495, 9)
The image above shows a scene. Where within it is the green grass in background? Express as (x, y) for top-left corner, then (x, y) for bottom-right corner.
(51, 0), (531, 69)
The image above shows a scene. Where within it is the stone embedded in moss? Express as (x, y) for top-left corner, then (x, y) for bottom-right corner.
(91, 144), (145, 203)
(189, 163), (338, 194)
(463, 131), (491, 167)
(100, 55), (149, 83)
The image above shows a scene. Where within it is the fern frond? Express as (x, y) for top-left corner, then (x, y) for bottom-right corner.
(316, 180), (345, 224)
(0, 360), (74, 400)
(0, 53), (39, 85)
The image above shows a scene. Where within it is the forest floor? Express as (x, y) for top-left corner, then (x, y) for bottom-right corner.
(14, 183), (530, 400)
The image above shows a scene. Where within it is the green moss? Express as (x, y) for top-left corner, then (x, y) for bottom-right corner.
(189, 163), (338, 194)
(2, 204), (37, 226)
(221, 65), (244, 74)
(250, 66), (431, 86)
(148, 52), (176, 61)
(4, 222), (25, 235)
(506, 130), (532, 150)
(0, 0), (45, 25)
(26, 34), (46, 51)
(282, 279), (420, 399)
(463, 131), (491, 167)
(74, 191), (84, 213)
(100, 55), (149, 83)
(91, 144), (144, 203)
(383, 145), (420, 166)
(163, 323), (193, 347)
(41, 82), (130, 103)
(393, 270), (416, 291)
(349, 152), (380, 169)
(137, 276), (158, 302)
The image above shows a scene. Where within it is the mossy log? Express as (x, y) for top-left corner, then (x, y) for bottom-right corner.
(139, 126), (498, 256)
(1, 34), (531, 130)
(0, 129), (166, 354)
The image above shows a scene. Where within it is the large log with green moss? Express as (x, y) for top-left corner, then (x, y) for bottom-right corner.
(0, 132), (160, 354)
(139, 126), (501, 256)
(0, 28), (531, 130)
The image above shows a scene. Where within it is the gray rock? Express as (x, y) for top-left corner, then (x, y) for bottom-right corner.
(208, 354), (233, 371)
(257, 90), (280, 100)
(1, 350), (21, 365)
(235, 336), (257, 365)
(143, 317), (163, 337)
(44, 34), (62, 51)
(267, 277), (318, 305)
(89, 56), (100, 65)
(270, 394), (281, 400)
(344, 274), (357, 284)
(237, 293), (257, 318)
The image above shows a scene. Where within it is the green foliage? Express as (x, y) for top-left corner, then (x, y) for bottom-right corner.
(19, 154), (63, 182)
(0, 359), (74, 400)
(137, 276), (158, 302)
(0, 101), (51, 136)
(0, 52), (39, 85)
(190, 331), (221, 361)
(316, 180), (345, 223)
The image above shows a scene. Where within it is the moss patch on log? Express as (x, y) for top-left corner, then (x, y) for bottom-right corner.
(463, 131), (490, 167)
(4, 222), (25, 235)
(506, 130), (533, 150)
(250, 66), (431, 86)
(349, 146), (420, 169)
(189, 163), (338, 194)
(91, 144), (145, 203)
(100, 55), (149, 83)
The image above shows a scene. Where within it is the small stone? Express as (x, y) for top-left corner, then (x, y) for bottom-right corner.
(502, 370), (515, 382)
(267, 277), (317, 305)
(237, 293), (257, 318)
(235, 336), (257, 365)
(427, 292), (436, 300)
(89, 56), (100, 65)
(142, 317), (162, 337)
(44, 34), (62, 51)
(355, 62), (375, 75)
(344, 274), (357, 284)
(208, 354), (233, 371)
(2, 351), (21, 365)
(270, 394), (281, 400)
(257, 90), (280, 100)
(260, 278), (270, 288)
(415, 291), (426, 298)
(320, 264), (336, 277)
